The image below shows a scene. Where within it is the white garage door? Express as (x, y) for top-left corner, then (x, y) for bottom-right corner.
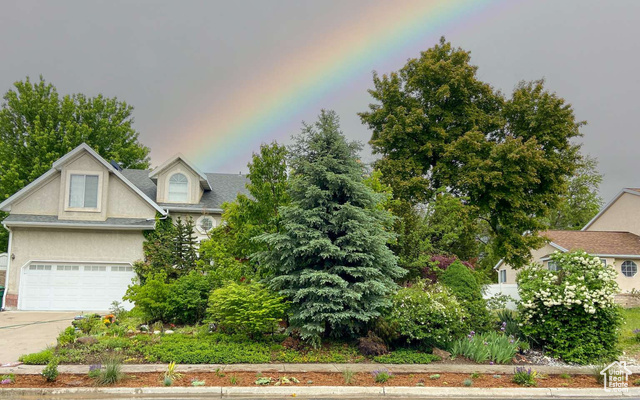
(19, 263), (136, 311)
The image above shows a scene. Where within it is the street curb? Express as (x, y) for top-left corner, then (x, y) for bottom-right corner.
(1, 386), (638, 398)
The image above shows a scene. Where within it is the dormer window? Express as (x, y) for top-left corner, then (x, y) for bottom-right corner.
(69, 174), (99, 208)
(168, 173), (189, 202)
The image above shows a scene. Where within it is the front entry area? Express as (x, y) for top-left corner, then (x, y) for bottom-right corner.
(18, 262), (136, 311)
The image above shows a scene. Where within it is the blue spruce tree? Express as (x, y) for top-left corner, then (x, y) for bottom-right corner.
(255, 110), (405, 346)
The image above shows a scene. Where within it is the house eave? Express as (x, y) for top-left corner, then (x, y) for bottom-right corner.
(2, 221), (155, 230)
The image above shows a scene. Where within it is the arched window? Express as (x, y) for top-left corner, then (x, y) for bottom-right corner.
(168, 173), (189, 202)
(622, 261), (637, 277)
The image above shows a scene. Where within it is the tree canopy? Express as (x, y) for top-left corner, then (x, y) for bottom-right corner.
(0, 76), (150, 250)
(360, 37), (584, 267)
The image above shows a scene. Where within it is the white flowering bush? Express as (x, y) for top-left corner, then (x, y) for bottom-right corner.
(517, 251), (622, 363)
(389, 281), (467, 348)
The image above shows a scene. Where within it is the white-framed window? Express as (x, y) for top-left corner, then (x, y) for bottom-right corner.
(56, 265), (79, 271)
(622, 261), (637, 277)
(499, 269), (507, 283)
(168, 173), (189, 202)
(69, 174), (100, 208)
(548, 261), (560, 272)
(84, 265), (107, 272)
(197, 215), (216, 234)
(29, 264), (51, 271)
(111, 266), (133, 272)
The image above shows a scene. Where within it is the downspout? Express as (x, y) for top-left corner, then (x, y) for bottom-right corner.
(2, 224), (12, 311)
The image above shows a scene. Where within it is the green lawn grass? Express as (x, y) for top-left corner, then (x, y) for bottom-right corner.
(619, 307), (640, 359)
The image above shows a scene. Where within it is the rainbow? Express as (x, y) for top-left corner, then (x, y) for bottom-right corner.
(162, 0), (506, 170)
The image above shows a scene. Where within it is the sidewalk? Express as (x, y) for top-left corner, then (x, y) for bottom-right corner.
(0, 362), (610, 375)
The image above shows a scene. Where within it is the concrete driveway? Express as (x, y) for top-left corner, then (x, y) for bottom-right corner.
(0, 311), (77, 364)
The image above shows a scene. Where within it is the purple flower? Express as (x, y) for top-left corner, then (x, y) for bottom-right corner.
(89, 364), (101, 372)
(633, 329), (640, 335)
(489, 361), (494, 365)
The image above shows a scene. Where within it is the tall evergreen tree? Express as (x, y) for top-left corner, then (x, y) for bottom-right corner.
(255, 110), (405, 345)
(174, 217), (199, 273)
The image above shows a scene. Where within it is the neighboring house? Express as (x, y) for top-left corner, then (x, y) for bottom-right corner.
(0, 143), (248, 311)
(492, 188), (640, 307)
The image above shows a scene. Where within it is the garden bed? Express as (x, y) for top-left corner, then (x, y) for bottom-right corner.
(2, 372), (600, 388)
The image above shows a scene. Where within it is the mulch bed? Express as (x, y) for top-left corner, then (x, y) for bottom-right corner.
(4, 372), (600, 388)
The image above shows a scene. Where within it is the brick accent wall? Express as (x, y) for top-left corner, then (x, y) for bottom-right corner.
(615, 294), (640, 308)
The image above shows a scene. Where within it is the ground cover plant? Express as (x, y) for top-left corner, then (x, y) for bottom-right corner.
(450, 331), (522, 364)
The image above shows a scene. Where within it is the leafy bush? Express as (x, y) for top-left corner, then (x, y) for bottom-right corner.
(512, 367), (537, 387)
(422, 255), (475, 283)
(518, 251), (623, 364)
(357, 332), (388, 356)
(388, 281), (467, 348)
(124, 273), (171, 322)
(450, 331), (521, 364)
(463, 378), (473, 387)
(41, 359), (59, 382)
(72, 314), (102, 334)
(165, 271), (217, 324)
(57, 326), (78, 347)
(19, 348), (53, 365)
(207, 282), (288, 337)
(439, 261), (491, 331)
(372, 349), (441, 364)
(495, 309), (521, 339)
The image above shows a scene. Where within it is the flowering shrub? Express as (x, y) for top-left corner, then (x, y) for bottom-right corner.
(517, 251), (622, 364)
(450, 330), (521, 364)
(388, 281), (467, 348)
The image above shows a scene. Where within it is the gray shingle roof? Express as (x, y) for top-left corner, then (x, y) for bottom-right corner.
(4, 214), (155, 229)
(121, 169), (250, 212)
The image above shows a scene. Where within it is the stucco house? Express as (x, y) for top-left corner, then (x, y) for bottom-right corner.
(0, 143), (248, 311)
(494, 188), (640, 307)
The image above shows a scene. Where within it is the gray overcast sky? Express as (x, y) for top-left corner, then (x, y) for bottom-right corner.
(0, 0), (639, 200)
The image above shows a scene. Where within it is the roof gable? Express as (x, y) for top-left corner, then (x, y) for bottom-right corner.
(582, 188), (640, 231)
(0, 143), (166, 215)
(541, 230), (640, 256)
(148, 154), (211, 191)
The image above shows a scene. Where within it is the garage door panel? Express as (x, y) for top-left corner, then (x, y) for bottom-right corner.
(20, 263), (136, 311)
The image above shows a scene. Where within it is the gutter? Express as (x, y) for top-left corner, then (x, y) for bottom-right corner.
(2, 221), (154, 230)
(1, 225), (11, 310)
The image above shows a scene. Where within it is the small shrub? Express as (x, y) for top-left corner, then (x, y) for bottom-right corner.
(230, 375), (238, 385)
(343, 368), (355, 385)
(88, 364), (101, 379)
(492, 374), (501, 379)
(429, 374), (440, 380)
(19, 349), (53, 365)
(372, 369), (392, 383)
(463, 378), (473, 387)
(512, 367), (537, 387)
(96, 355), (124, 385)
(440, 261), (492, 331)
(72, 314), (101, 334)
(57, 326), (78, 347)
(274, 376), (299, 386)
(163, 376), (173, 386)
(165, 361), (183, 381)
(633, 378), (640, 387)
(191, 378), (205, 386)
(41, 359), (59, 382)
(470, 372), (481, 379)
(358, 332), (388, 357)
(207, 282), (288, 337)
(559, 373), (571, 379)
(388, 281), (467, 348)
(255, 377), (272, 385)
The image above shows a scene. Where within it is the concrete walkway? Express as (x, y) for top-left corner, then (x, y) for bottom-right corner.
(0, 311), (78, 364)
(0, 362), (612, 375)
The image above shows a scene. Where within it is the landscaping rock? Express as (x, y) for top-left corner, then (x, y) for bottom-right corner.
(76, 336), (98, 345)
(165, 330), (174, 334)
(433, 348), (451, 359)
(66, 380), (84, 387)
